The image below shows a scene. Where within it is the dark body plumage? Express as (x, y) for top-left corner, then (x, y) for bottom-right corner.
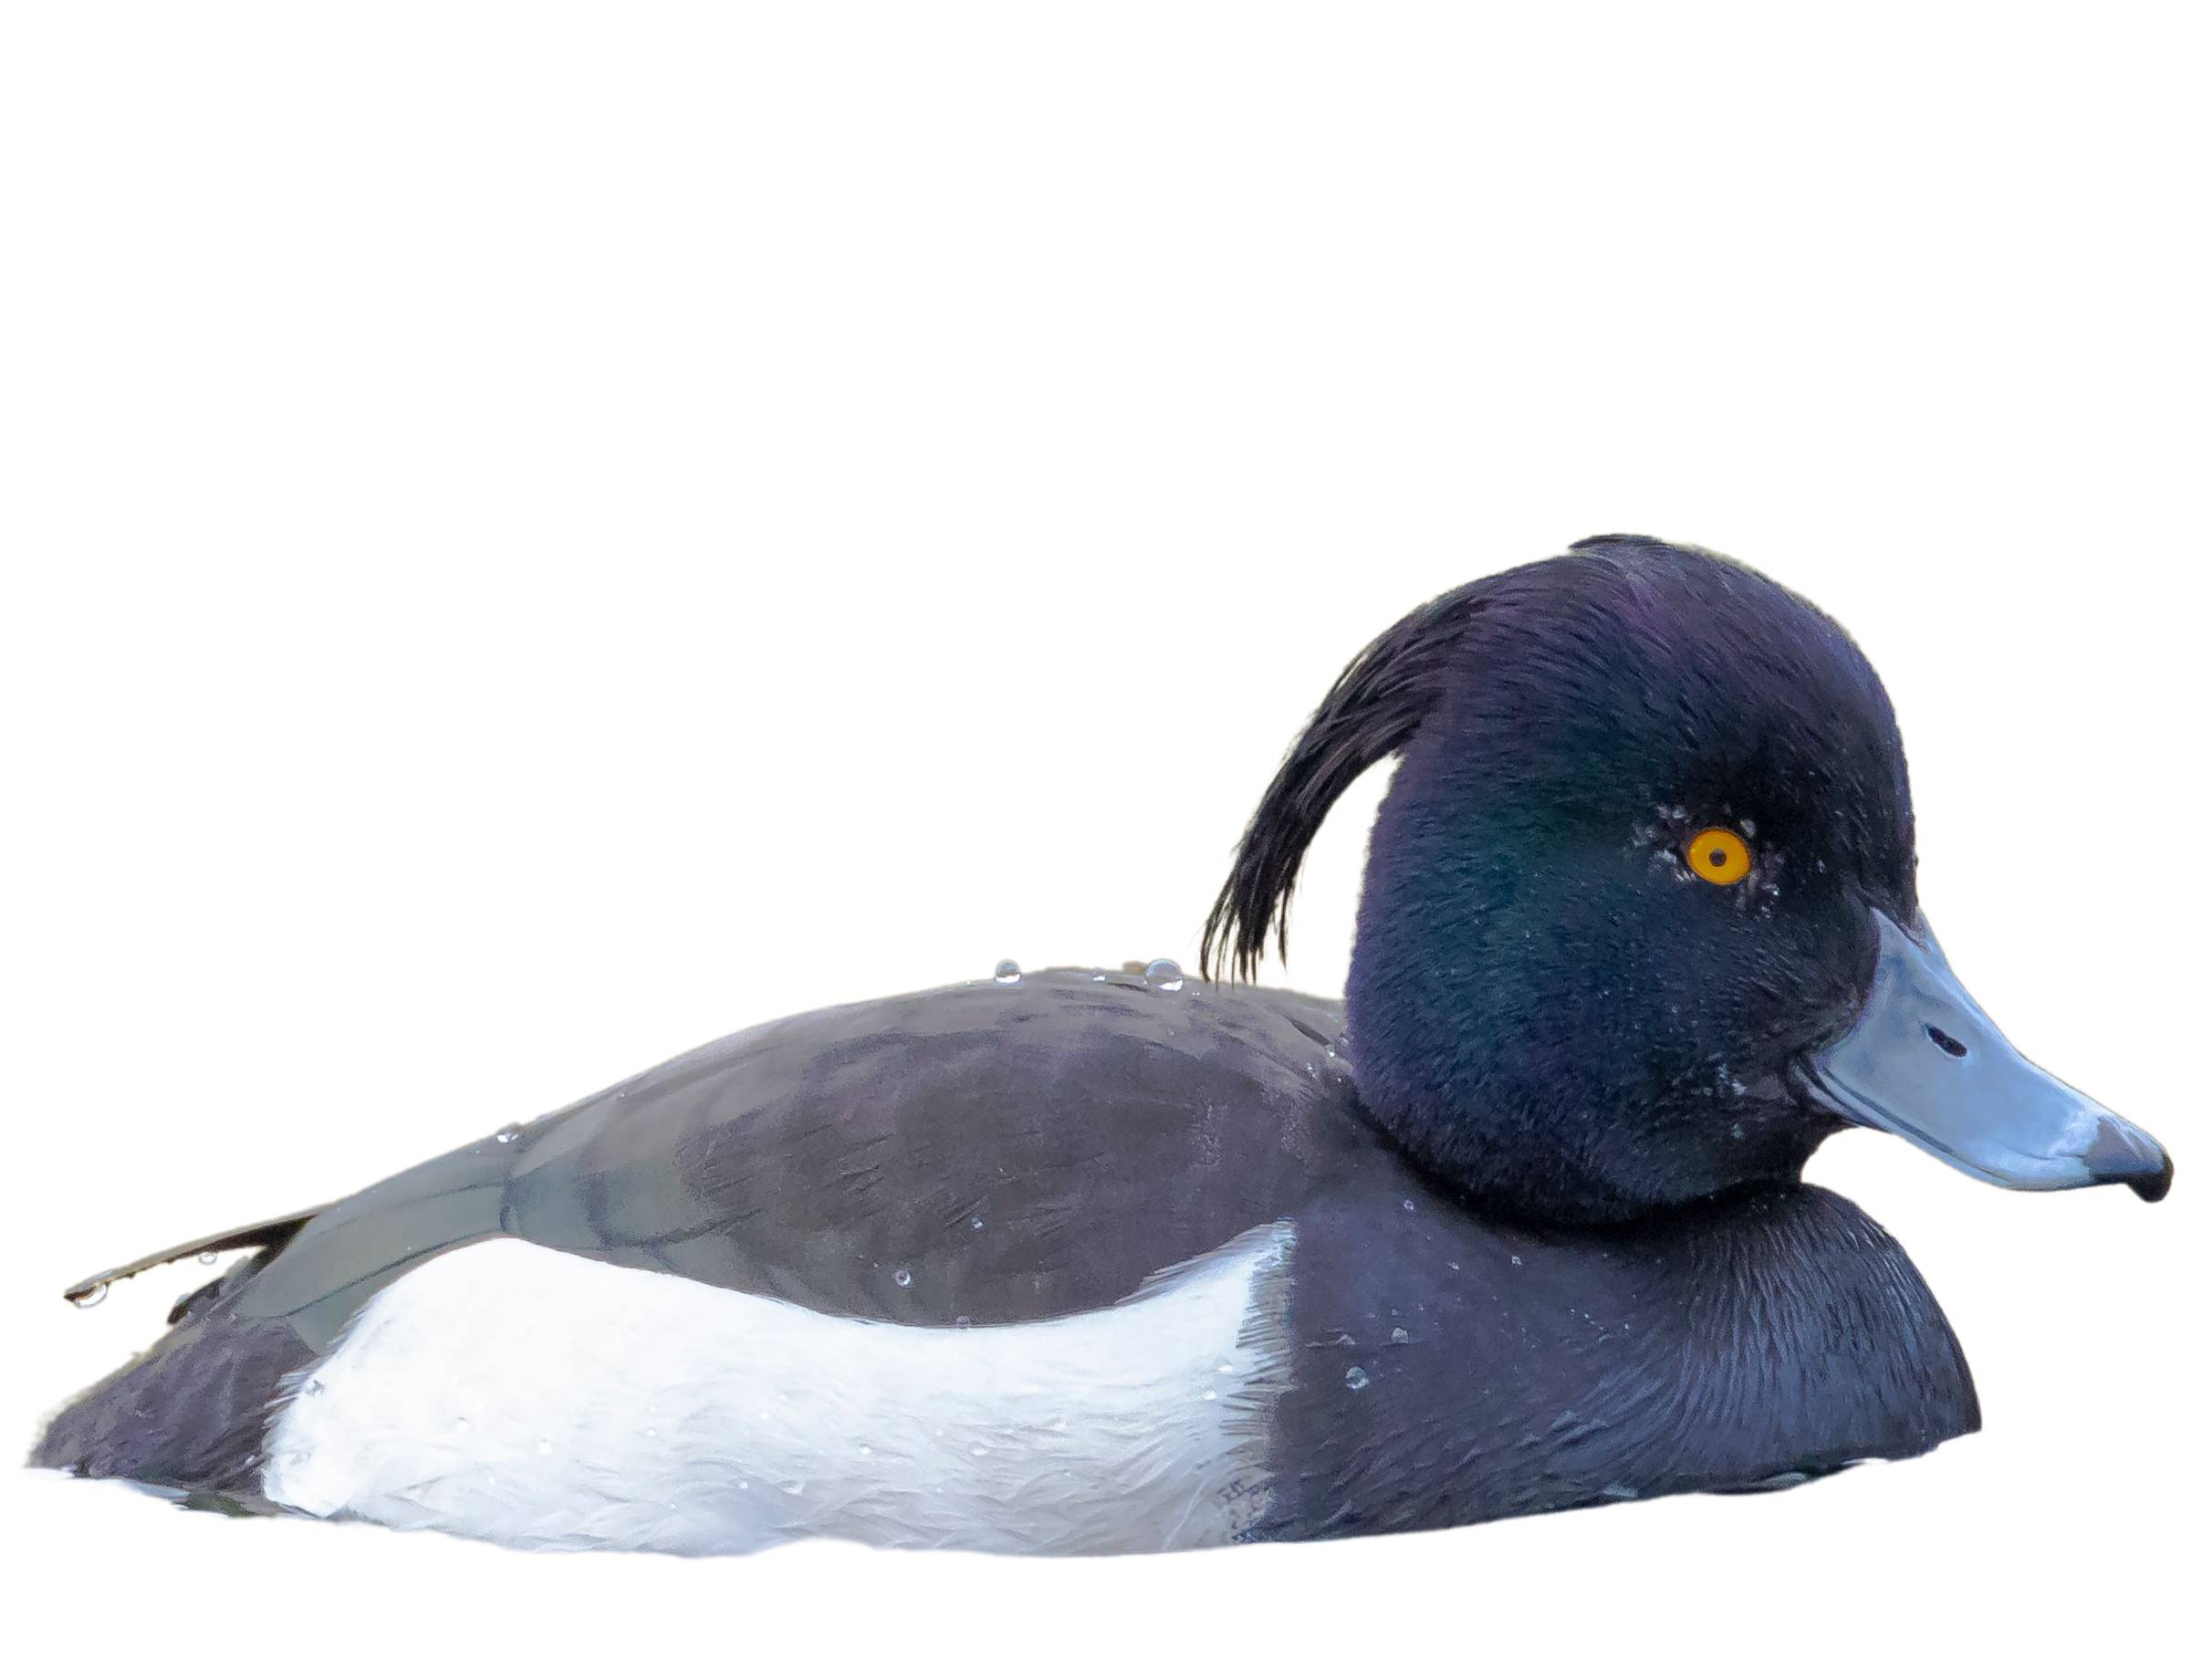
(37, 967), (1977, 1536)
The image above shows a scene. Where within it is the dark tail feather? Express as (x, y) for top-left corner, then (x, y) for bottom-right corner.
(35, 1247), (317, 1498)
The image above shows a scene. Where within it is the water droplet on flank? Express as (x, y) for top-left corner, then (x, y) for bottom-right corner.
(197, 1250), (219, 1266)
(857, 1443), (871, 1456)
(1143, 958), (1184, 991)
(1401, 1198), (1415, 1213)
(67, 1285), (107, 1309)
(302, 1378), (326, 1397)
(782, 1479), (807, 1496)
(1390, 1327), (1410, 1344)
(993, 960), (1021, 985)
(495, 1123), (523, 1144)
(970, 1216), (985, 1230)
(892, 1268), (913, 1288)
(1202, 1389), (1218, 1402)
(1510, 1255), (1524, 1267)
(1344, 1366), (1370, 1392)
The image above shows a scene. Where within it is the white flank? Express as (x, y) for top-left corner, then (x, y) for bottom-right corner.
(263, 1226), (1293, 1554)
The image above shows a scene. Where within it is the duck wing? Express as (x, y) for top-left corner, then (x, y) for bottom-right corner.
(197, 967), (1362, 1349)
(60, 1208), (322, 1315)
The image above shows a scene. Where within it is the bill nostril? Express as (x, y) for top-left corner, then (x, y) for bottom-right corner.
(1925, 1025), (1968, 1058)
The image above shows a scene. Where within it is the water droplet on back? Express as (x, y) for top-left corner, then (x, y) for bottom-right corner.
(1344, 1366), (1370, 1392)
(68, 1285), (107, 1309)
(1143, 958), (1184, 991)
(993, 960), (1021, 985)
(892, 1267), (913, 1288)
(495, 1123), (523, 1145)
(197, 1250), (219, 1265)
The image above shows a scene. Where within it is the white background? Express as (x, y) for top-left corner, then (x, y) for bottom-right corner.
(3, 5), (2204, 1655)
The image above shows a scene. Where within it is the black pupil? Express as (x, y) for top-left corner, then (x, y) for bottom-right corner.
(1707, 848), (1728, 867)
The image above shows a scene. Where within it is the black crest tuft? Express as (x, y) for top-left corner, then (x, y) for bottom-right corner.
(1200, 581), (1491, 980)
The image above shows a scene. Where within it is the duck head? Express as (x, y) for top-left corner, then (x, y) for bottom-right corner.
(1204, 535), (2172, 1226)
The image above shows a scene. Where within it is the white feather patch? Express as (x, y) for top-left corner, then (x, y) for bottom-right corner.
(262, 1226), (1293, 1554)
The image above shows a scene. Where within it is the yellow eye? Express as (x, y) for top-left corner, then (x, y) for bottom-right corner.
(1685, 827), (1752, 886)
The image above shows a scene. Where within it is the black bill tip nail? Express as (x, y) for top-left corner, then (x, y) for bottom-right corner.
(2126, 1152), (2174, 1205)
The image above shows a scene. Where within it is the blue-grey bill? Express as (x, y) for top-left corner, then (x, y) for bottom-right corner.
(1801, 911), (2172, 1203)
